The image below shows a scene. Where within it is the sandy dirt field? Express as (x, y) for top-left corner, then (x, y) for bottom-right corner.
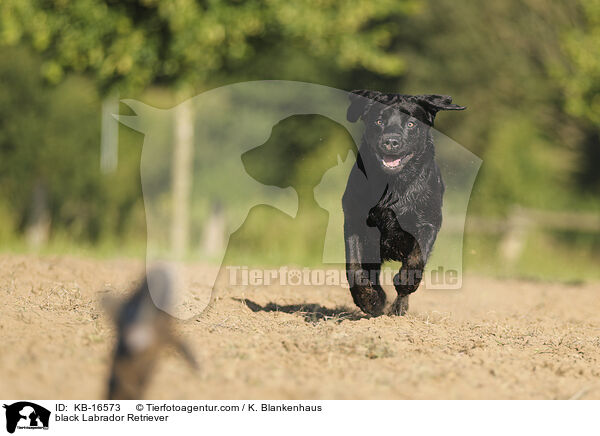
(1, 254), (599, 400)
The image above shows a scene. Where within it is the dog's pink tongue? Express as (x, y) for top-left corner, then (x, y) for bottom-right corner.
(383, 156), (402, 168)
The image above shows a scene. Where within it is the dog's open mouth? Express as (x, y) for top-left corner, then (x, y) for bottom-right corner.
(381, 153), (413, 169)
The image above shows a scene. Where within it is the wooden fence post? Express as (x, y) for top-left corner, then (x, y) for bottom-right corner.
(171, 99), (194, 260)
(499, 206), (531, 265)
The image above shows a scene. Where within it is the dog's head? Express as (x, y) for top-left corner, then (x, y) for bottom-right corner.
(347, 90), (465, 173)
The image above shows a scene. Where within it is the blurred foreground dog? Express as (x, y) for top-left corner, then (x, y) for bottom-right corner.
(343, 90), (465, 316)
(106, 268), (197, 400)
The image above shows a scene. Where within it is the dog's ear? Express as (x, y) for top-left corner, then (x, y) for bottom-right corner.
(347, 89), (381, 123)
(416, 95), (466, 113)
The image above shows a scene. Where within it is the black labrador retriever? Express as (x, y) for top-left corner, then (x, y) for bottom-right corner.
(343, 90), (465, 316)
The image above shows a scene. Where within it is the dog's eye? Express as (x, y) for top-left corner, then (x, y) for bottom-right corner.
(376, 120), (384, 126)
(407, 121), (415, 128)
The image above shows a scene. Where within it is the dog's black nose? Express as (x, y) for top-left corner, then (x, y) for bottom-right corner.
(383, 137), (400, 151)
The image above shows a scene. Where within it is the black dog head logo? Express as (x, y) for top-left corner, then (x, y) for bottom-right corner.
(3, 402), (50, 434)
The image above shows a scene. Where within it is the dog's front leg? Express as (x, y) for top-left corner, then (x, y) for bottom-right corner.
(387, 246), (423, 316)
(345, 228), (386, 317)
(388, 224), (438, 316)
(414, 222), (439, 263)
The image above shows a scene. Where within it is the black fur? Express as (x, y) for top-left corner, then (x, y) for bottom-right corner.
(343, 90), (465, 316)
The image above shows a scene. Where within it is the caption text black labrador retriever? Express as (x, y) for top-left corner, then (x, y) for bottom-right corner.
(343, 90), (465, 316)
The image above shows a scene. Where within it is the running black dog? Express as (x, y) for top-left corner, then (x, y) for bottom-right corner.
(343, 90), (465, 316)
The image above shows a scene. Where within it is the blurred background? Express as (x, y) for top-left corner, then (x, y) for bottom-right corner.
(0, 0), (599, 282)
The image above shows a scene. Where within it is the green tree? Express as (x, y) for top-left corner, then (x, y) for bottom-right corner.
(556, 0), (600, 193)
(559, 0), (600, 125)
(0, 0), (416, 256)
(391, 0), (593, 212)
(0, 46), (146, 245)
(1, 0), (416, 93)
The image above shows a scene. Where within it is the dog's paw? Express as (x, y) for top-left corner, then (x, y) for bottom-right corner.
(393, 272), (420, 295)
(366, 208), (379, 227)
(349, 283), (386, 317)
(386, 295), (409, 316)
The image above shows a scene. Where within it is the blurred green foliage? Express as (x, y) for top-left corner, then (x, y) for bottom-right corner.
(559, 0), (600, 125)
(0, 0), (415, 92)
(0, 47), (146, 248)
(0, 0), (599, 281)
